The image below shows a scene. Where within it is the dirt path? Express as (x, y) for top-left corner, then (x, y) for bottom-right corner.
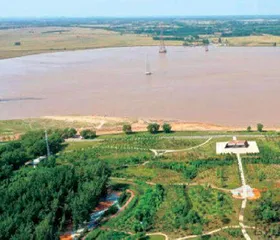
(96, 120), (106, 130)
(150, 137), (213, 156)
(175, 225), (256, 240)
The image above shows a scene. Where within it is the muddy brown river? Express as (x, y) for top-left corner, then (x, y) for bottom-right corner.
(0, 46), (279, 126)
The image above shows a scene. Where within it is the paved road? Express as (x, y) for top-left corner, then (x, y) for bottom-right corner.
(236, 153), (251, 240)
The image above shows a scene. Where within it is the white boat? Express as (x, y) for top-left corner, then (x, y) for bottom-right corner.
(145, 54), (152, 75)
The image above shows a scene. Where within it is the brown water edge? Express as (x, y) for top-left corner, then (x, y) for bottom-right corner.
(0, 46), (280, 127)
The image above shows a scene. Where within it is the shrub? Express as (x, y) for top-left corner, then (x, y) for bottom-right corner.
(257, 123), (264, 132)
(118, 191), (131, 206)
(80, 129), (96, 139)
(247, 126), (252, 132)
(147, 123), (160, 134)
(123, 124), (132, 134)
(162, 123), (172, 133)
(258, 171), (266, 182)
(103, 204), (119, 217)
(62, 128), (77, 139)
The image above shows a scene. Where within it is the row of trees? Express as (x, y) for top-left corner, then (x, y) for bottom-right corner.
(247, 123), (264, 132)
(147, 155), (235, 181)
(133, 185), (164, 232)
(123, 123), (172, 135)
(147, 161), (198, 180)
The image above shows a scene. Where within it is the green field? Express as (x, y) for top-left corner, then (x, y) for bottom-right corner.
(1, 127), (279, 239)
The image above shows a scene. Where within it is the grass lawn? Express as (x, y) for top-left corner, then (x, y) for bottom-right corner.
(225, 35), (280, 46)
(148, 235), (166, 240)
(193, 164), (241, 189)
(63, 141), (101, 151)
(114, 165), (185, 184)
(0, 118), (100, 136)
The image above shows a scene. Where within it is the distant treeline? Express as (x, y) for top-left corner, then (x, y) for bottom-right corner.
(1, 17), (280, 37)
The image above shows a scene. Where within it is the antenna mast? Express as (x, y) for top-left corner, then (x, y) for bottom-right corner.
(159, 24), (167, 54)
(45, 129), (51, 158)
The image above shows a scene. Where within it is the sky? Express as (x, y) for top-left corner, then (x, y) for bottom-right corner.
(1, 0), (280, 18)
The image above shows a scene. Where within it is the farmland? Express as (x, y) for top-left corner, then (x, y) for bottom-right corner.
(1, 16), (280, 59)
(0, 123), (280, 239)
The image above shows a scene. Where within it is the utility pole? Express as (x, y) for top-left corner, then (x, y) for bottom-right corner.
(45, 129), (51, 158)
(159, 24), (167, 54)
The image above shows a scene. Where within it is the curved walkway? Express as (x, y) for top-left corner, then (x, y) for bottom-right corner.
(175, 225), (255, 240)
(150, 137), (213, 156)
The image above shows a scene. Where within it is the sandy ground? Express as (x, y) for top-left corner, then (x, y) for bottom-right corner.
(42, 115), (248, 135)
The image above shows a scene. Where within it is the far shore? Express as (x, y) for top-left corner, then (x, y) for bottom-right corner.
(1, 27), (279, 60)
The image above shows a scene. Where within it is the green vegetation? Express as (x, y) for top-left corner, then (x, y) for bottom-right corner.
(0, 128), (280, 239)
(80, 129), (97, 139)
(118, 191), (132, 207)
(147, 123), (160, 134)
(0, 157), (110, 239)
(123, 124), (133, 134)
(251, 191), (280, 238)
(155, 185), (235, 235)
(0, 130), (64, 172)
(162, 123), (172, 133)
(257, 123), (264, 132)
(1, 16), (280, 59)
(86, 229), (130, 240)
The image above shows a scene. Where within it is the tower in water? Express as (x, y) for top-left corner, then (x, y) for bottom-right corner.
(159, 25), (167, 54)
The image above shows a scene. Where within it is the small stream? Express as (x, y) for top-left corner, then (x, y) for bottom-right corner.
(60, 192), (121, 240)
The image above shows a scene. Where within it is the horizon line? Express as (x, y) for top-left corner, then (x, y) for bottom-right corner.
(1, 14), (280, 20)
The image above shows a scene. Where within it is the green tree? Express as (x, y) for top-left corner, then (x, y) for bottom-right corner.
(123, 124), (132, 134)
(247, 126), (252, 132)
(80, 129), (96, 139)
(186, 210), (201, 224)
(258, 171), (266, 182)
(62, 128), (77, 139)
(202, 39), (210, 45)
(183, 166), (198, 180)
(162, 123), (172, 133)
(257, 123), (264, 132)
(147, 123), (160, 134)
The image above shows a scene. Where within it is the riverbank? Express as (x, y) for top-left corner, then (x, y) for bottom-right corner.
(0, 115), (279, 141)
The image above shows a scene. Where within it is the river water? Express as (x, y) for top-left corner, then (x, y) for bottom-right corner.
(0, 46), (279, 126)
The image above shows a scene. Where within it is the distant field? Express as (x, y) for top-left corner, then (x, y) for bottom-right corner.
(0, 27), (181, 59)
(1, 26), (279, 59)
(225, 35), (280, 46)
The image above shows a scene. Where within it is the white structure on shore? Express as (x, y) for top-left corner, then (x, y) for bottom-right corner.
(216, 137), (259, 154)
